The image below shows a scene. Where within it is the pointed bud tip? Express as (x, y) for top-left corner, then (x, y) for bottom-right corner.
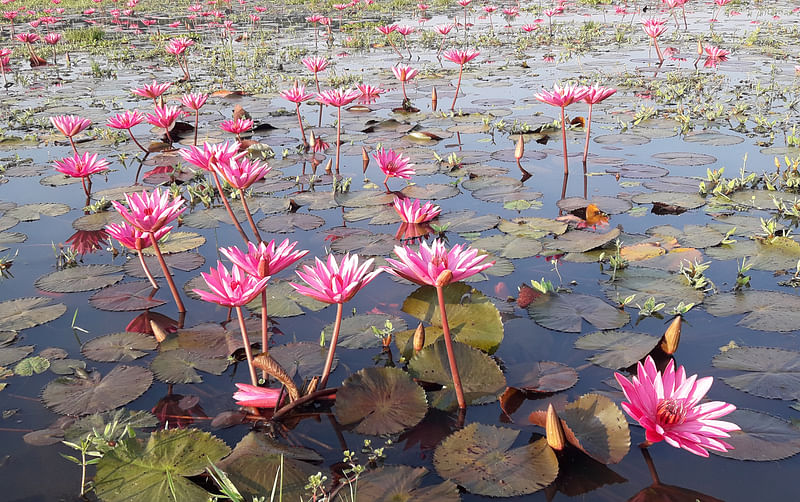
(545, 403), (566, 451)
(660, 315), (681, 355)
(413, 322), (425, 352)
(435, 269), (453, 287)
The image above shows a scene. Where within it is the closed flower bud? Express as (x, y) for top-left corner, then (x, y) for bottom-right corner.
(362, 146), (369, 174)
(150, 320), (168, 343)
(515, 135), (524, 160)
(660, 315), (681, 355)
(431, 86), (438, 111)
(413, 322), (425, 352)
(545, 403), (566, 451)
(435, 269), (453, 287)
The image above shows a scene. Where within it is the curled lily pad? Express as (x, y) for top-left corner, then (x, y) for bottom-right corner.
(408, 339), (506, 410)
(529, 393), (630, 464)
(0, 297), (66, 332)
(505, 361), (579, 393)
(35, 264), (124, 293)
(95, 428), (230, 502)
(150, 349), (229, 384)
(338, 465), (459, 502)
(334, 367), (427, 435)
(712, 346), (800, 400)
(89, 281), (166, 312)
(323, 313), (406, 350)
(528, 294), (629, 333)
(711, 409), (800, 461)
(42, 365), (154, 416)
(704, 291), (800, 332)
(575, 331), (660, 370)
(434, 423), (558, 497)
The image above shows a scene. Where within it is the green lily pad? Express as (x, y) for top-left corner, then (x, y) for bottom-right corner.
(89, 281), (167, 312)
(605, 163), (669, 179)
(651, 151), (716, 166)
(402, 183), (460, 201)
(398, 283), (503, 356)
(124, 252), (205, 278)
(292, 191), (339, 211)
(0, 297), (66, 332)
(604, 269), (704, 310)
(83, 332), (157, 363)
(646, 224), (724, 249)
(143, 232), (206, 255)
(0, 231), (26, 251)
(631, 192), (706, 210)
(544, 227), (621, 253)
(42, 365), (154, 416)
(64, 408), (159, 444)
(631, 247), (703, 273)
(408, 339), (506, 410)
(14, 356), (50, 376)
(434, 423), (558, 497)
(498, 217), (568, 238)
(217, 433), (320, 501)
(181, 206), (248, 229)
(505, 360), (579, 393)
(528, 293), (629, 333)
(705, 291), (800, 332)
(35, 264), (124, 293)
(0, 345), (34, 366)
(50, 358), (87, 375)
(343, 205), (399, 224)
(0, 215), (18, 232)
(435, 210), (500, 233)
(337, 465), (459, 502)
(711, 409), (800, 461)
(330, 232), (395, 256)
(728, 189), (799, 210)
(257, 212), (326, 233)
(6, 203), (70, 221)
(150, 349), (229, 384)
(575, 331), (660, 369)
(335, 367), (427, 435)
(270, 342), (330, 382)
(712, 346), (800, 400)
(470, 234), (543, 259)
(176, 323), (258, 359)
(72, 211), (123, 231)
(529, 393), (630, 464)
(246, 280), (327, 318)
(95, 428), (230, 502)
(557, 196), (632, 215)
(323, 313), (406, 350)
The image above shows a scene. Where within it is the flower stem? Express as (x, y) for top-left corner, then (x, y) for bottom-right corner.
(559, 105), (569, 176)
(235, 305), (259, 387)
(435, 284), (466, 410)
(334, 106), (342, 175)
(260, 289), (269, 356)
(295, 103), (308, 147)
(319, 302), (343, 390)
(193, 111), (199, 146)
(210, 170), (250, 244)
(450, 65), (463, 111)
(238, 189), (262, 244)
(148, 232), (186, 313)
(138, 249), (159, 290)
(127, 129), (149, 153)
(653, 37), (664, 63)
(582, 103), (594, 166)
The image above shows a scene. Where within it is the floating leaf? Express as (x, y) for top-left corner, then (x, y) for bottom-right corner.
(42, 365), (153, 415)
(435, 210), (500, 233)
(434, 423), (558, 497)
(257, 212), (325, 233)
(0, 231), (26, 251)
(712, 346), (800, 400)
(651, 151), (716, 166)
(705, 291), (800, 332)
(94, 428), (230, 502)
(402, 183), (460, 201)
(82, 332), (159, 363)
(557, 196), (632, 215)
(470, 234), (543, 259)
(632, 192), (706, 210)
(0, 345), (34, 366)
(398, 283), (503, 355)
(632, 247), (703, 273)
(124, 252), (205, 278)
(35, 264), (124, 293)
(176, 323), (257, 359)
(339, 465), (460, 502)
(498, 217), (568, 238)
(270, 342), (329, 381)
(712, 409), (800, 461)
(247, 280), (327, 318)
(505, 361), (579, 393)
(14, 356), (50, 376)
(182, 207), (249, 229)
(408, 339), (506, 410)
(323, 313), (406, 349)
(335, 367), (427, 435)
(528, 294), (629, 333)
(50, 358), (87, 375)
(143, 232), (205, 255)
(72, 210), (123, 231)
(646, 224), (724, 249)
(6, 202), (70, 221)
(0, 297), (66, 332)
(150, 349), (228, 384)
(575, 331), (660, 369)
(605, 163), (668, 179)
(529, 393), (630, 464)
(64, 408), (159, 443)
(604, 269), (704, 310)
(89, 281), (167, 312)
(330, 232), (395, 256)
(544, 227), (621, 253)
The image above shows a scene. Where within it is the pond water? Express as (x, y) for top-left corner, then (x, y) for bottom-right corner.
(1, 1), (800, 501)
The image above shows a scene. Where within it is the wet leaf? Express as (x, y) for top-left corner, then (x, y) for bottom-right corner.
(632, 192), (706, 210)
(498, 217), (568, 238)
(182, 207), (249, 229)
(35, 264), (124, 293)
(257, 212), (326, 233)
(42, 365), (153, 416)
(176, 323), (258, 359)
(95, 428), (230, 502)
(89, 281), (167, 312)
(557, 196), (632, 215)
(64, 409), (159, 443)
(6, 203), (70, 221)
(705, 291), (800, 332)
(124, 252), (205, 278)
(0, 297), (66, 332)
(330, 232), (395, 256)
(50, 358), (86, 375)
(470, 234), (543, 259)
(632, 247), (703, 273)
(270, 342), (330, 382)
(505, 361), (579, 393)
(322, 313), (406, 349)
(142, 232), (205, 255)
(339, 465), (459, 502)
(402, 183), (460, 201)
(528, 294), (629, 333)
(72, 211), (123, 231)
(408, 339), (506, 410)
(434, 423), (558, 497)
(335, 367), (427, 435)
(435, 210), (500, 233)
(150, 349), (228, 384)
(604, 269), (704, 310)
(575, 331), (660, 369)
(544, 227), (621, 253)
(247, 280), (327, 318)
(646, 224), (724, 249)
(0, 345), (34, 366)
(0, 231), (26, 251)
(14, 356), (50, 376)
(712, 346), (800, 400)
(711, 409), (800, 461)
(605, 163), (668, 179)
(651, 151), (716, 166)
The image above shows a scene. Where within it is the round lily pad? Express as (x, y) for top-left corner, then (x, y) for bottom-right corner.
(6, 203), (70, 221)
(257, 212), (325, 233)
(340, 465), (459, 502)
(150, 349), (229, 384)
(711, 409), (800, 461)
(123, 252), (205, 278)
(72, 211), (123, 231)
(142, 232), (205, 255)
(505, 360), (579, 393)
(604, 269), (704, 310)
(435, 210), (500, 233)
(705, 291), (800, 332)
(82, 332), (158, 362)
(606, 163), (669, 179)
(470, 234), (543, 259)
(322, 313), (406, 350)
(0, 297), (67, 332)
(575, 330), (660, 369)
(42, 365), (154, 416)
(651, 151), (716, 166)
(89, 281), (167, 312)
(434, 423), (558, 497)
(35, 264), (125, 293)
(712, 346), (800, 400)
(270, 342), (330, 382)
(330, 232), (395, 256)
(557, 196), (632, 215)
(246, 280), (327, 318)
(498, 217), (568, 238)
(335, 367), (427, 435)
(544, 227), (621, 254)
(528, 294), (629, 333)
(0, 345), (34, 366)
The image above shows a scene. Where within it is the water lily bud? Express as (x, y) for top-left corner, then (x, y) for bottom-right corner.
(324, 158), (332, 174)
(258, 257), (269, 278)
(150, 320), (168, 343)
(660, 315), (681, 355)
(308, 130), (317, 149)
(515, 135), (524, 160)
(361, 146), (369, 174)
(431, 86), (438, 111)
(545, 403), (566, 451)
(435, 269), (453, 287)
(696, 40), (703, 56)
(135, 236), (144, 251)
(413, 322), (425, 352)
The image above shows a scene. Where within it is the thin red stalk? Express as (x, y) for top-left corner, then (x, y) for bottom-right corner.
(260, 290), (269, 356)
(80, 176), (90, 197)
(334, 106), (342, 174)
(653, 37), (664, 62)
(436, 285), (466, 409)
(137, 248), (159, 290)
(148, 232), (186, 313)
(450, 64), (463, 111)
(295, 103), (307, 146)
(211, 170), (250, 244)
(582, 103), (593, 166)
(238, 189), (262, 243)
(235, 305), (259, 387)
(387, 36), (403, 58)
(319, 302), (343, 390)
(68, 136), (78, 155)
(401, 80), (407, 101)
(559, 106), (569, 176)
(193, 111), (199, 146)
(127, 129), (149, 153)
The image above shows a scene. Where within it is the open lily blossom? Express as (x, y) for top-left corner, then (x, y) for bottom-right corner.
(221, 239), (309, 279)
(220, 117), (253, 135)
(105, 222), (171, 251)
(615, 356), (739, 457)
(301, 55), (328, 73)
(179, 141), (243, 171)
(215, 156), (271, 190)
(106, 109), (145, 130)
(316, 87), (360, 108)
(280, 82), (314, 104)
(386, 239), (494, 286)
(180, 91), (208, 110)
(132, 80), (172, 100)
(50, 115), (91, 138)
(232, 383), (282, 408)
(146, 104), (183, 131)
(392, 63), (419, 82)
(534, 83), (589, 108)
(53, 151), (109, 178)
(374, 147), (415, 187)
(442, 48), (480, 65)
(704, 45), (730, 59)
(111, 187), (185, 233)
(581, 84), (617, 165)
(194, 260), (269, 307)
(291, 253), (381, 305)
(393, 197), (441, 223)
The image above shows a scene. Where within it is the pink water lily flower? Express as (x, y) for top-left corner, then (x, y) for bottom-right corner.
(376, 23), (397, 35)
(132, 80), (171, 100)
(317, 88), (360, 108)
(105, 221), (171, 250)
(280, 82), (314, 104)
(194, 260), (269, 307)
(220, 117), (253, 135)
(615, 356), (739, 457)
(106, 109), (145, 130)
(704, 45), (730, 59)
(534, 83), (589, 175)
(111, 187), (185, 233)
(393, 197), (440, 223)
(233, 383), (282, 408)
(442, 48), (479, 65)
(50, 114), (91, 137)
(221, 238), (309, 278)
(301, 55), (328, 73)
(53, 151), (109, 178)
(386, 239), (494, 286)
(215, 156), (271, 190)
(392, 63), (418, 82)
(181, 92), (208, 110)
(179, 141), (243, 172)
(146, 104), (182, 131)
(373, 147), (415, 189)
(290, 253), (381, 304)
